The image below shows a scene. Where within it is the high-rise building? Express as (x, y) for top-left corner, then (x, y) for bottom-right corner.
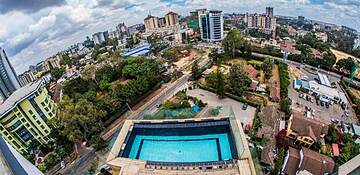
(0, 48), (21, 100)
(0, 80), (56, 154)
(92, 32), (107, 45)
(18, 71), (36, 87)
(158, 17), (166, 28)
(165, 12), (179, 26)
(199, 10), (224, 42)
(245, 7), (276, 33)
(0, 136), (43, 174)
(116, 23), (130, 39)
(144, 15), (159, 32)
(266, 7), (274, 17)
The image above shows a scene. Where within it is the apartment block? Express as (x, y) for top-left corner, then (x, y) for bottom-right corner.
(0, 80), (56, 154)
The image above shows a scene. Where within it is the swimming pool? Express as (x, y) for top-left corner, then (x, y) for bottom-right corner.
(120, 120), (238, 163)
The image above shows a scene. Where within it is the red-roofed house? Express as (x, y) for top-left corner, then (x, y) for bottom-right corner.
(332, 144), (339, 157)
(246, 64), (259, 80)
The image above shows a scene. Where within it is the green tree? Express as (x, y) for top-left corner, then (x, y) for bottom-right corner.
(52, 97), (107, 143)
(222, 29), (251, 57)
(335, 57), (356, 73)
(262, 57), (274, 79)
(50, 67), (65, 80)
(325, 124), (338, 144)
(229, 64), (251, 96)
(280, 98), (291, 115)
(191, 60), (201, 80)
(215, 69), (225, 98)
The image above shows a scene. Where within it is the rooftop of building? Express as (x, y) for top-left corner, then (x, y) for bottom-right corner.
(0, 136), (43, 175)
(0, 80), (43, 117)
(290, 112), (328, 141)
(106, 115), (256, 175)
(284, 147), (334, 175)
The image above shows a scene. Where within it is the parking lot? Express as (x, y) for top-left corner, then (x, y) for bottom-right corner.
(187, 88), (256, 125)
(289, 80), (357, 124)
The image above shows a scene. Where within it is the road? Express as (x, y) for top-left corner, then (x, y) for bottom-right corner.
(252, 52), (360, 86)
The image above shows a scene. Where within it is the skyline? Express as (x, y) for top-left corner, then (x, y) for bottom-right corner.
(0, 0), (359, 74)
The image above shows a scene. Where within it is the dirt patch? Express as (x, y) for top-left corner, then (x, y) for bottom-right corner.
(173, 51), (197, 68)
(288, 65), (303, 79)
(331, 48), (357, 62)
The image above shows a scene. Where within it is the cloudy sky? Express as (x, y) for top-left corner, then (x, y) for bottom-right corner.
(0, 0), (359, 74)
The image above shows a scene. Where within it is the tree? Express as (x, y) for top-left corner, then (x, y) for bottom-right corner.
(50, 67), (65, 80)
(280, 98), (291, 115)
(335, 57), (356, 73)
(325, 124), (338, 144)
(60, 54), (74, 66)
(191, 60), (201, 80)
(222, 29), (251, 57)
(52, 97), (107, 143)
(215, 69), (225, 98)
(321, 51), (337, 70)
(262, 57), (274, 79)
(229, 64), (251, 96)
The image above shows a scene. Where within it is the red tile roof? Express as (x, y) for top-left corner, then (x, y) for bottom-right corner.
(332, 144), (339, 157)
(246, 64), (258, 79)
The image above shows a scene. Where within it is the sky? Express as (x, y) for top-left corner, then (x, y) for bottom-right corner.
(0, 0), (359, 74)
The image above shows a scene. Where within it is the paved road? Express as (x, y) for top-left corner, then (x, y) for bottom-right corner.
(252, 52), (360, 86)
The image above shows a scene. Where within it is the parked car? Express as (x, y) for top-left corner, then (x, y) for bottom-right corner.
(316, 100), (319, 106)
(242, 103), (248, 110)
(326, 103), (329, 108)
(299, 93), (304, 99)
(320, 101), (325, 106)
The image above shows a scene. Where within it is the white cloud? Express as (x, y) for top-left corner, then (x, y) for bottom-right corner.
(0, 0), (359, 73)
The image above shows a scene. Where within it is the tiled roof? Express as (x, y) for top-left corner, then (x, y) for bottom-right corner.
(291, 112), (328, 141)
(284, 147), (300, 175)
(299, 147), (335, 175)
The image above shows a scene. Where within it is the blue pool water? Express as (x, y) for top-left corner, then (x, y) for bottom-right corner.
(128, 134), (232, 162)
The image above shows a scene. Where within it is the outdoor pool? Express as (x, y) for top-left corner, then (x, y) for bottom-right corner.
(120, 120), (238, 163)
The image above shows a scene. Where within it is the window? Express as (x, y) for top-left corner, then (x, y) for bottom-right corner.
(45, 130), (49, 134)
(12, 141), (20, 148)
(49, 112), (53, 117)
(45, 107), (49, 112)
(2, 115), (17, 126)
(0, 126), (3, 130)
(41, 102), (45, 106)
(45, 98), (49, 104)
(36, 120), (41, 124)
(8, 121), (22, 131)
(40, 125), (45, 129)
(21, 118), (26, 122)
(8, 136), (12, 140)
(25, 124), (30, 127)
(28, 110), (33, 115)
(4, 131), (8, 136)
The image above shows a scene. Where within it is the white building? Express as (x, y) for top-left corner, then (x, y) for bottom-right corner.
(308, 80), (348, 104)
(92, 32), (106, 45)
(199, 10), (224, 42)
(317, 73), (331, 87)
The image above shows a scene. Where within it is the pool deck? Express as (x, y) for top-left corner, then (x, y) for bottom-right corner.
(106, 117), (256, 175)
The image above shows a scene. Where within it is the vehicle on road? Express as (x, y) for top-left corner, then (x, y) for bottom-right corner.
(156, 103), (161, 108)
(344, 111), (350, 117)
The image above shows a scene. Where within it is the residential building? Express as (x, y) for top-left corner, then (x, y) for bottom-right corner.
(44, 54), (61, 70)
(286, 112), (328, 147)
(0, 80), (56, 154)
(158, 17), (166, 28)
(245, 7), (276, 33)
(92, 32), (107, 45)
(116, 22), (130, 39)
(144, 15), (159, 33)
(199, 10), (224, 42)
(315, 32), (328, 42)
(282, 147), (335, 175)
(165, 11), (179, 26)
(0, 136), (43, 175)
(18, 71), (36, 87)
(0, 48), (21, 100)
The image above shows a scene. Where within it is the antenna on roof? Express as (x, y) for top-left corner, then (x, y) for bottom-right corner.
(148, 10), (151, 16)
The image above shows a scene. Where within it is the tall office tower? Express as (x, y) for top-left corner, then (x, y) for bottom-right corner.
(266, 7), (274, 17)
(92, 32), (106, 45)
(199, 10), (224, 42)
(144, 15), (159, 32)
(165, 11), (179, 26)
(0, 48), (21, 100)
(116, 23), (130, 38)
(0, 136), (43, 174)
